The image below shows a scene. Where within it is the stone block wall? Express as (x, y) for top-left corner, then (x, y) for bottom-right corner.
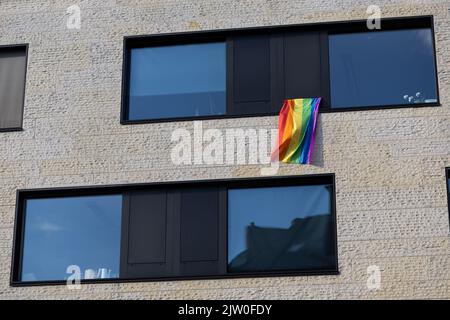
(0, 0), (449, 299)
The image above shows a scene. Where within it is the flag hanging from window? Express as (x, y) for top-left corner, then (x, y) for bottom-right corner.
(271, 98), (321, 164)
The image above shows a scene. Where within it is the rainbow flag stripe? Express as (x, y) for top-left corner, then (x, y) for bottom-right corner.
(271, 98), (321, 164)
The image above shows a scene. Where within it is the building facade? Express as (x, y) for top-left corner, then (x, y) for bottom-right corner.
(0, 0), (449, 299)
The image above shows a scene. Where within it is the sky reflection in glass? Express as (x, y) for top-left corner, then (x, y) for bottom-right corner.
(329, 29), (437, 108)
(128, 42), (226, 120)
(21, 195), (122, 282)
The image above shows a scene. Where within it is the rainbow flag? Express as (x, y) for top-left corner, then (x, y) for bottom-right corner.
(271, 98), (321, 164)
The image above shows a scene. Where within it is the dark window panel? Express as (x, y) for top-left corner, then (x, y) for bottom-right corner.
(180, 188), (219, 262)
(447, 169), (450, 231)
(121, 191), (170, 278)
(232, 35), (271, 103)
(0, 46), (27, 129)
(128, 192), (167, 264)
(269, 33), (286, 113)
(284, 32), (322, 100)
(229, 35), (272, 115)
(178, 188), (223, 276)
(319, 32), (331, 108)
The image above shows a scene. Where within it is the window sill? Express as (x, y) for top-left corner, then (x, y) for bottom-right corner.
(10, 269), (340, 287)
(0, 127), (23, 133)
(120, 102), (441, 125)
(319, 102), (441, 113)
(120, 113), (278, 125)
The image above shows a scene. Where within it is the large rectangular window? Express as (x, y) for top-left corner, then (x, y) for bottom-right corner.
(20, 195), (122, 282)
(12, 175), (337, 285)
(121, 16), (439, 123)
(228, 185), (335, 273)
(0, 45), (28, 131)
(329, 28), (438, 108)
(127, 42), (226, 120)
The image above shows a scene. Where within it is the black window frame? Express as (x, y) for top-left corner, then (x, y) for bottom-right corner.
(446, 168), (450, 231)
(11, 174), (338, 286)
(0, 43), (29, 132)
(120, 15), (439, 124)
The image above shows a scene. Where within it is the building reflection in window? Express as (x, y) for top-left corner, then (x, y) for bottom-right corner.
(228, 184), (336, 273)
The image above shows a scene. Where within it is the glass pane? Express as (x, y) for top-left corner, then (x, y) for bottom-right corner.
(329, 28), (438, 108)
(0, 48), (27, 129)
(448, 174), (450, 195)
(128, 42), (226, 120)
(21, 195), (122, 282)
(228, 185), (336, 273)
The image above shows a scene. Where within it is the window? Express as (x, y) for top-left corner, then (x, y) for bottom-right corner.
(447, 168), (450, 230)
(19, 195), (122, 282)
(329, 28), (438, 108)
(122, 16), (438, 123)
(228, 185), (335, 273)
(12, 175), (337, 285)
(0, 45), (28, 131)
(127, 42), (226, 120)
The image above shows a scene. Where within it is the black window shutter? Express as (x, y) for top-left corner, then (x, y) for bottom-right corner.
(228, 31), (330, 116)
(176, 187), (226, 276)
(270, 33), (286, 113)
(120, 190), (171, 278)
(121, 187), (227, 279)
(283, 31), (330, 108)
(228, 34), (272, 115)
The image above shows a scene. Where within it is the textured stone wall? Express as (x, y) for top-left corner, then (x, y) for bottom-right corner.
(0, 0), (449, 299)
